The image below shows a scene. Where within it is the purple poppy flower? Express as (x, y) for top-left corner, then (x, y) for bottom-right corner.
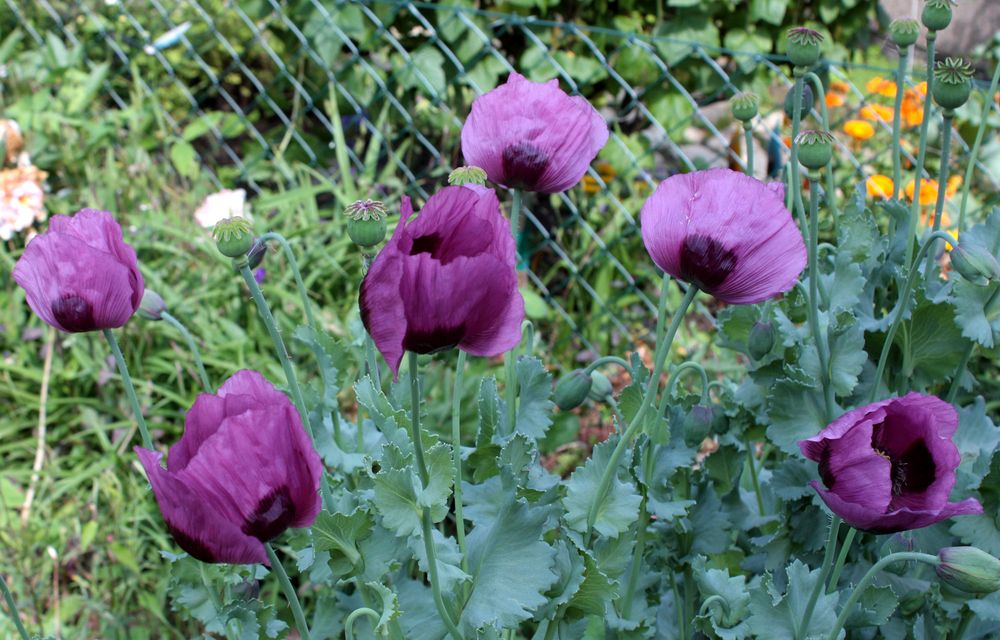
(640, 168), (806, 304)
(460, 72), (609, 193)
(360, 185), (524, 377)
(136, 370), (323, 564)
(12, 208), (144, 332)
(798, 393), (982, 534)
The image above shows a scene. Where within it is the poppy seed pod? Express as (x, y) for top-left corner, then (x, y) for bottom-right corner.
(213, 217), (254, 258)
(922, 0), (954, 31)
(448, 166), (488, 187)
(730, 92), (759, 123)
(890, 19), (921, 48)
(796, 130), (835, 170)
(461, 72), (609, 194)
(554, 369), (593, 410)
(12, 208), (144, 333)
(932, 58), (974, 111)
(345, 199), (388, 249)
(937, 547), (1000, 594)
(136, 370), (323, 564)
(785, 27), (824, 67)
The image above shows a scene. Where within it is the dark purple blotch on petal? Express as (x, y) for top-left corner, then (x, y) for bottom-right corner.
(679, 234), (737, 292)
(168, 524), (220, 563)
(242, 486), (296, 542)
(403, 324), (466, 355)
(52, 294), (96, 332)
(409, 233), (444, 259)
(502, 142), (548, 191)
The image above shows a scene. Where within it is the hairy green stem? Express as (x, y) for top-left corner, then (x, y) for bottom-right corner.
(161, 311), (212, 393)
(958, 62), (1000, 232)
(102, 328), (153, 451)
(923, 113), (954, 279)
(743, 123), (754, 177)
(789, 69), (805, 212)
(797, 516), (841, 640)
(827, 552), (940, 640)
(665, 361), (709, 404)
(827, 527), (857, 593)
(265, 544), (312, 640)
(903, 33), (937, 270)
(584, 355), (632, 375)
(504, 189), (523, 434)
(745, 437), (766, 516)
(869, 231), (955, 401)
(0, 574), (30, 640)
(804, 71), (838, 223)
(258, 231), (317, 330)
(946, 342), (976, 403)
(345, 607), (381, 640)
(806, 174), (835, 421)
(585, 281), (698, 536)
(891, 50), (909, 199)
(408, 352), (463, 640)
(621, 496), (650, 620)
(451, 350), (468, 570)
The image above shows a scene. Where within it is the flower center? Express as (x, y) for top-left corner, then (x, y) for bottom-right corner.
(52, 294), (96, 332)
(410, 233), (444, 258)
(242, 486), (296, 542)
(887, 440), (935, 496)
(502, 142), (548, 190)
(679, 234), (737, 292)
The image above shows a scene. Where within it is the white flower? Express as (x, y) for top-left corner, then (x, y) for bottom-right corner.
(193, 188), (250, 229)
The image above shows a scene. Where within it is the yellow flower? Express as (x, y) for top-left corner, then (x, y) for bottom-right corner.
(865, 77), (897, 98)
(905, 179), (939, 206)
(866, 174), (894, 199)
(860, 104), (894, 122)
(946, 175), (963, 198)
(844, 120), (875, 140)
(825, 92), (845, 108)
(830, 80), (850, 94)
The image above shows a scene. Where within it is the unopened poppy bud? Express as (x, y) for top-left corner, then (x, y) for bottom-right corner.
(448, 166), (488, 186)
(554, 369), (593, 410)
(345, 199), (388, 248)
(683, 404), (714, 446)
(748, 321), (776, 360)
(937, 547), (1000, 594)
(785, 27), (824, 68)
(246, 239), (267, 270)
(932, 58), (973, 111)
(890, 19), (921, 48)
(796, 130), (835, 169)
(213, 217), (254, 258)
(138, 290), (167, 321)
(784, 82), (816, 119)
(950, 243), (1000, 285)
(730, 92), (760, 123)
(588, 370), (614, 402)
(922, 0), (954, 31)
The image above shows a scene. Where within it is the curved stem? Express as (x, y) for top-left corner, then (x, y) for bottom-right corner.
(102, 328), (153, 451)
(869, 231), (956, 402)
(345, 607), (381, 640)
(451, 351), (468, 570)
(504, 190), (523, 434)
(265, 544), (312, 640)
(924, 114), (954, 279)
(258, 231), (318, 330)
(585, 282), (698, 535)
(827, 552), (940, 640)
(584, 355), (632, 375)
(743, 123), (754, 177)
(891, 50), (909, 200)
(0, 574), (30, 640)
(826, 527), (857, 593)
(806, 174), (835, 421)
(161, 311), (212, 392)
(958, 62), (1000, 232)
(665, 361), (709, 404)
(408, 352), (463, 640)
(797, 516), (841, 639)
(699, 594), (730, 619)
(904, 33), (937, 270)
(745, 437), (766, 516)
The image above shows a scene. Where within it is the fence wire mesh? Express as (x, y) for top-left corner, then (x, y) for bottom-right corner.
(4, 0), (999, 355)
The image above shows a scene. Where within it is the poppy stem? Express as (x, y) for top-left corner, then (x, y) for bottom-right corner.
(585, 280), (697, 537)
(583, 355), (631, 375)
(665, 361), (709, 405)
(408, 352), (464, 640)
(796, 515), (841, 640)
(870, 231), (955, 402)
(264, 543), (312, 640)
(258, 232), (318, 331)
(0, 574), (30, 640)
(344, 607), (380, 640)
(504, 189), (523, 434)
(160, 311), (212, 393)
(826, 526), (857, 593)
(451, 350), (469, 570)
(805, 173), (835, 421)
(102, 328), (153, 451)
(923, 112), (953, 280)
(743, 122), (754, 177)
(803, 71), (838, 224)
(621, 442), (653, 620)
(957, 61), (1000, 233)
(826, 551), (939, 640)
(744, 437), (766, 517)
(903, 32), (937, 272)
(891, 49), (909, 200)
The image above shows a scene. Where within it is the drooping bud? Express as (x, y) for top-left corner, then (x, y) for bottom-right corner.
(588, 370), (614, 402)
(246, 239), (267, 270)
(936, 547), (1000, 594)
(889, 19), (921, 48)
(448, 166), (488, 187)
(795, 130), (835, 170)
(785, 27), (824, 67)
(730, 92), (760, 123)
(345, 199), (388, 249)
(748, 321), (776, 360)
(784, 82), (816, 119)
(950, 243), (1000, 285)
(932, 57), (974, 111)
(921, 0), (954, 32)
(683, 404), (715, 447)
(213, 216), (254, 258)
(137, 289), (167, 321)
(554, 369), (593, 410)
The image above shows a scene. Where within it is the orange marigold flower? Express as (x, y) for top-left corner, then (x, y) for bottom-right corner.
(946, 175), (963, 198)
(901, 96), (924, 127)
(867, 174), (894, 199)
(860, 104), (894, 122)
(825, 92), (846, 108)
(595, 160), (616, 182)
(905, 179), (939, 206)
(581, 175), (601, 194)
(830, 80), (850, 94)
(844, 120), (875, 140)
(913, 81), (928, 97)
(866, 77), (897, 98)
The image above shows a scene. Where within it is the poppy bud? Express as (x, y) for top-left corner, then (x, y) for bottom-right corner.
(785, 27), (824, 68)
(932, 58), (973, 111)
(448, 166), (488, 187)
(213, 217), (254, 258)
(795, 130), (835, 170)
(784, 82), (816, 119)
(683, 404), (714, 446)
(730, 92), (760, 123)
(138, 290), (167, 321)
(950, 243), (1000, 286)
(748, 320), (776, 360)
(345, 199), (388, 249)
(247, 239), (267, 270)
(937, 547), (1000, 594)
(554, 369), (593, 410)
(588, 370), (614, 402)
(889, 19), (921, 48)
(921, 0), (953, 31)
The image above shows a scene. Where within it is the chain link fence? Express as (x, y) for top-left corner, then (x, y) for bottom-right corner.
(4, 0), (999, 354)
